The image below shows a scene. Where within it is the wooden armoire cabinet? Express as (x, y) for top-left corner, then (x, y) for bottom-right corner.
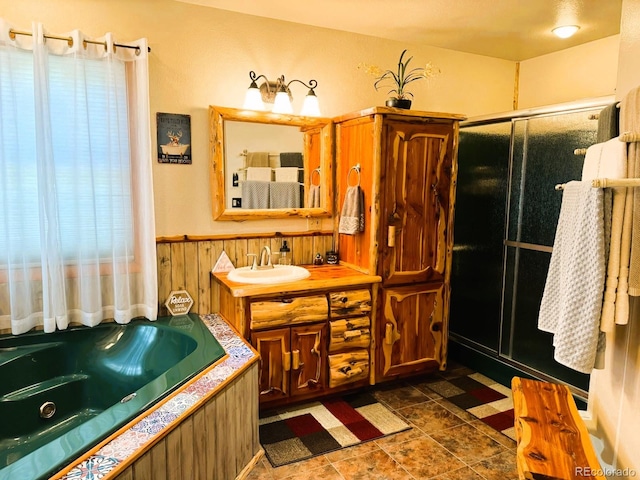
(333, 107), (465, 382)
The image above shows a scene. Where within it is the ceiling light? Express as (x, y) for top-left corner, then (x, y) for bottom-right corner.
(552, 25), (580, 39)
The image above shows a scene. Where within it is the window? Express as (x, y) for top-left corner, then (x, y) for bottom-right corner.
(0, 50), (133, 264)
(0, 23), (156, 334)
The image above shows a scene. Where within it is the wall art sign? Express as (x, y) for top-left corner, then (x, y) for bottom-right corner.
(165, 290), (194, 316)
(157, 112), (192, 164)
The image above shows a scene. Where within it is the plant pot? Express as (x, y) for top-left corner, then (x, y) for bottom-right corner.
(385, 98), (412, 109)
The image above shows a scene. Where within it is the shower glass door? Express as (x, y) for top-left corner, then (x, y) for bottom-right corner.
(451, 104), (606, 395)
(502, 111), (598, 392)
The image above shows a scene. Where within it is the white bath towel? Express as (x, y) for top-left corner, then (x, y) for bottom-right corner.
(619, 85), (640, 297)
(246, 167), (272, 182)
(338, 186), (365, 235)
(581, 138), (627, 331)
(619, 85), (640, 142)
(614, 148), (634, 324)
(274, 167), (300, 183)
(538, 181), (605, 374)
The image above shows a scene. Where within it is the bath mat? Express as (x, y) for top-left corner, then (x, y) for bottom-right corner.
(426, 373), (516, 439)
(259, 392), (411, 467)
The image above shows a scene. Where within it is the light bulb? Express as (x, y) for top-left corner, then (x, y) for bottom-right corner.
(272, 91), (293, 114)
(301, 90), (321, 117)
(243, 85), (265, 111)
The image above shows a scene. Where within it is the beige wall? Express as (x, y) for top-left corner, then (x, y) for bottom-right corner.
(2, 0), (595, 238)
(518, 35), (619, 109)
(587, 0), (640, 472)
(1, 2), (619, 236)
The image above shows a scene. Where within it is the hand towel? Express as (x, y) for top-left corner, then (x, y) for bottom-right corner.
(628, 142), (640, 297)
(246, 167), (272, 182)
(269, 182), (301, 209)
(246, 151), (270, 168)
(619, 85), (640, 142)
(338, 186), (365, 235)
(279, 152), (303, 167)
(274, 167), (300, 183)
(581, 138), (627, 331)
(596, 102), (620, 143)
(241, 181), (270, 209)
(308, 184), (321, 208)
(614, 148), (634, 324)
(538, 181), (605, 374)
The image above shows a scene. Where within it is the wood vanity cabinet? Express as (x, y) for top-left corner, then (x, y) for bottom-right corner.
(213, 265), (380, 408)
(334, 107), (465, 383)
(249, 294), (329, 403)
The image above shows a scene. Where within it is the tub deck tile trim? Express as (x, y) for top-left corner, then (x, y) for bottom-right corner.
(58, 314), (257, 480)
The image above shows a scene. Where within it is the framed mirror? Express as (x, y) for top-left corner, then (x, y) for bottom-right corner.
(209, 106), (334, 221)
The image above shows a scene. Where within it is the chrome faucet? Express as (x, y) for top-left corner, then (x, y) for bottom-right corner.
(259, 245), (273, 269)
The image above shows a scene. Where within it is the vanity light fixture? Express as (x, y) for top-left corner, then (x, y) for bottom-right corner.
(552, 25), (580, 39)
(243, 71), (321, 117)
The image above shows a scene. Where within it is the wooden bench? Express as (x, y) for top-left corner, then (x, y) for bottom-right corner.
(511, 377), (605, 480)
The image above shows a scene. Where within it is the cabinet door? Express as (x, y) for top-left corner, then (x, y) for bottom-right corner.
(380, 119), (456, 285)
(376, 284), (445, 381)
(251, 328), (290, 401)
(290, 324), (326, 397)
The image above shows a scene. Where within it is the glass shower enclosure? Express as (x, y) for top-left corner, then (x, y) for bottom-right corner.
(450, 99), (614, 397)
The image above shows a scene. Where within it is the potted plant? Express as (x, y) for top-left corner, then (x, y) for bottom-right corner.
(367, 49), (440, 109)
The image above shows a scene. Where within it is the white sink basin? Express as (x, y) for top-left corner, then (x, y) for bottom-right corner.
(227, 265), (310, 285)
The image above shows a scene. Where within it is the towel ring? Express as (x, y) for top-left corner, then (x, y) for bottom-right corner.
(347, 163), (361, 187)
(311, 167), (321, 186)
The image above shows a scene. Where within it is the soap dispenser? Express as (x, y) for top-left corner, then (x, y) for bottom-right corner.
(279, 241), (291, 265)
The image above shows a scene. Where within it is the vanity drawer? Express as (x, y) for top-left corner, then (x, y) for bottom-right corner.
(328, 316), (370, 353)
(328, 350), (369, 388)
(329, 290), (372, 317)
(250, 295), (328, 330)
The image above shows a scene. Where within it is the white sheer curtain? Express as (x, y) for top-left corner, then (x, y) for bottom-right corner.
(0, 20), (157, 335)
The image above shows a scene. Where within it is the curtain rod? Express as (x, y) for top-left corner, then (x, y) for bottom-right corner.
(8, 29), (151, 54)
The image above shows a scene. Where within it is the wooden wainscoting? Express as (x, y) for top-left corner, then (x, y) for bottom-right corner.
(156, 232), (334, 316)
(112, 362), (260, 480)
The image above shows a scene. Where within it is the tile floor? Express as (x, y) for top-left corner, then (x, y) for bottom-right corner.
(247, 363), (519, 480)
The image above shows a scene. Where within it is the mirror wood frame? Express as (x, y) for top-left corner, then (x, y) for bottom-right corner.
(209, 106), (334, 221)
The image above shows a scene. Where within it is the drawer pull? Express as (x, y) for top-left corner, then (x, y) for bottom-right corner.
(341, 297), (348, 303)
(385, 323), (394, 345)
(292, 350), (300, 370)
(283, 351), (291, 371)
(343, 330), (362, 340)
(281, 298), (294, 304)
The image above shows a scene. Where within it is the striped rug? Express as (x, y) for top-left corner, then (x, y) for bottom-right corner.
(259, 392), (411, 467)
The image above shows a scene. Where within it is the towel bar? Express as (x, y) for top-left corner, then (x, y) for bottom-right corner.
(555, 177), (640, 190)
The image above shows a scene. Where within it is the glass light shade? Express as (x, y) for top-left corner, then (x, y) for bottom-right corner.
(301, 92), (321, 117)
(552, 25), (580, 39)
(243, 86), (265, 111)
(272, 91), (293, 114)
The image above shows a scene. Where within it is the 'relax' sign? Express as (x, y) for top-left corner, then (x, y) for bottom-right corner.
(165, 290), (194, 316)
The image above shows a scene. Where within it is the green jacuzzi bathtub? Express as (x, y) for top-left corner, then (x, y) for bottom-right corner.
(0, 314), (226, 480)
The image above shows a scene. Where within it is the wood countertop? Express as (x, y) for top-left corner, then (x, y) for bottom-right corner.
(212, 264), (381, 298)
